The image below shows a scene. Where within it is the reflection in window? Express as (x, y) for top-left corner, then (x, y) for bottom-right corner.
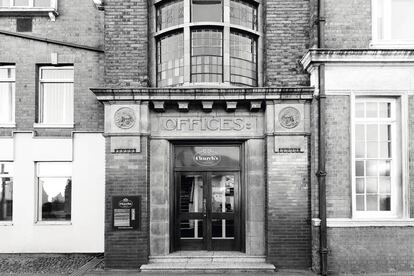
(192, 0), (222, 22)
(0, 162), (13, 221)
(157, 32), (184, 87)
(37, 162), (72, 221)
(230, 31), (257, 86)
(156, 0), (184, 30)
(230, 0), (257, 30)
(354, 100), (395, 212)
(191, 29), (223, 83)
(211, 174), (234, 213)
(0, 66), (15, 124)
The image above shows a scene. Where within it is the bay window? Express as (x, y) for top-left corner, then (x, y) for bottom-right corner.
(372, 0), (414, 46)
(0, 66), (15, 126)
(353, 98), (402, 218)
(154, 0), (259, 87)
(0, 162), (13, 222)
(38, 66), (74, 126)
(37, 162), (72, 222)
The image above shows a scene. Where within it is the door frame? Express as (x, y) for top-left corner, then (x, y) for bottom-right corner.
(169, 140), (246, 252)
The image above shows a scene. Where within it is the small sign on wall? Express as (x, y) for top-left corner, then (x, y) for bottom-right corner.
(112, 196), (140, 230)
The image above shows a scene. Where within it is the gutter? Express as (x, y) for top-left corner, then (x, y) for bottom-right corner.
(316, 0), (328, 275)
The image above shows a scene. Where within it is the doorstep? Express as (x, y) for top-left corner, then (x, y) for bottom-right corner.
(139, 251), (276, 273)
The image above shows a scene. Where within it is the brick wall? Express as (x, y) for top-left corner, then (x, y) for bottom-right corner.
(105, 137), (149, 269)
(325, 95), (351, 218)
(324, 0), (371, 48)
(266, 134), (311, 268)
(264, 0), (310, 86)
(327, 227), (414, 274)
(104, 0), (148, 87)
(0, 0), (104, 137)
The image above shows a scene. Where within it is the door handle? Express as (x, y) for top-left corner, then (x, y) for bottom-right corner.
(203, 198), (207, 218)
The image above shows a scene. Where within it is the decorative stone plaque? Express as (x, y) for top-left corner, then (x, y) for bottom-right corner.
(279, 107), (301, 129)
(114, 107), (136, 129)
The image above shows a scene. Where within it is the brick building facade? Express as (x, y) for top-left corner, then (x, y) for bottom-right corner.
(0, 0), (413, 274)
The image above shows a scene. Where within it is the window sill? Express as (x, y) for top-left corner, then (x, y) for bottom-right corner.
(0, 123), (16, 128)
(33, 123), (74, 129)
(0, 221), (13, 226)
(35, 221), (72, 226)
(0, 7), (59, 21)
(370, 40), (414, 49)
(312, 218), (414, 227)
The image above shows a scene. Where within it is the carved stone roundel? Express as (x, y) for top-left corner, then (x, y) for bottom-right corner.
(114, 107), (136, 129)
(279, 107), (301, 129)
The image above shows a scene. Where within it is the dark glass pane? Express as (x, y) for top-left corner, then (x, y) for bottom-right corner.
(181, 219), (203, 239)
(192, 0), (222, 22)
(0, 177), (13, 221)
(175, 146), (240, 168)
(379, 195), (391, 211)
(356, 178), (364, 194)
(211, 173), (235, 213)
(157, 32), (184, 87)
(212, 219), (234, 238)
(191, 29), (223, 83)
(40, 178), (71, 221)
(230, 0), (257, 30)
(180, 174), (203, 213)
(230, 32), (257, 86)
(156, 0), (184, 30)
(355, 161), (364, 176)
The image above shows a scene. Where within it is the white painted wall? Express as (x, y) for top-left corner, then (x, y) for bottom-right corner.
(0, 132), (105, 253)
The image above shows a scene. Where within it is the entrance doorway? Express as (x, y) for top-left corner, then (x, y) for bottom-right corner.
(172, 145), (242, 251)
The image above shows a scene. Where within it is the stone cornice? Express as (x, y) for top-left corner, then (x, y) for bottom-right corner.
(301, 49), (414, 71)
(90, 87), (314, 102)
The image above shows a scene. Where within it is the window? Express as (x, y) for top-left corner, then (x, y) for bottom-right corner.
(0, 162), (13, 221)
(0, 66), (15, 126)
(38, 66), (74, 126)
(353, 98), (402, 218)
(37, 162), (72, 222)
(157, 32), (184, 87)
(191, 29), (223, 83)
(372, 0), (414, 46)
(0, 0), (54, 8)
(155, 0), (259, 87)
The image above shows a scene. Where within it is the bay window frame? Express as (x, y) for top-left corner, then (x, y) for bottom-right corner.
(152, 0), (262, 87)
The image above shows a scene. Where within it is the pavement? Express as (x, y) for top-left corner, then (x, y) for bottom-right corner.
(0, 254), (413, 276)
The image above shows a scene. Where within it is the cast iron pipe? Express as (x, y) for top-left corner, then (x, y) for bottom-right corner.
(316, 0), (328, 275)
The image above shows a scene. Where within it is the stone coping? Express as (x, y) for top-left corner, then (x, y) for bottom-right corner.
(90, 87), (314, 102)
(301, 48), (414, 70)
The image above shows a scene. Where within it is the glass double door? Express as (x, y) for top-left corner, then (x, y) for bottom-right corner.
(175, 171), (241, 251)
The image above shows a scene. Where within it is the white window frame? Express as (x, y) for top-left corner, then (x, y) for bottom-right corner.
(35, 162), (72, 224)
(35, 66), (74, 128)
(351, 96), (407, 219)
(0, 161), (13, 224)
(371, 0), (414, 48)
(0, 65), (15, 127)
(0, 0), (56, 8)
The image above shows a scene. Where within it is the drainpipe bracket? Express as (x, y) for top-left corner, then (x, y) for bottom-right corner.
(316, 170), (327, 177)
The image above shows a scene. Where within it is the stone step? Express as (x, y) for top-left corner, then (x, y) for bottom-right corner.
(149, 255), (267, 263)
(140, 262), (276, 272)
